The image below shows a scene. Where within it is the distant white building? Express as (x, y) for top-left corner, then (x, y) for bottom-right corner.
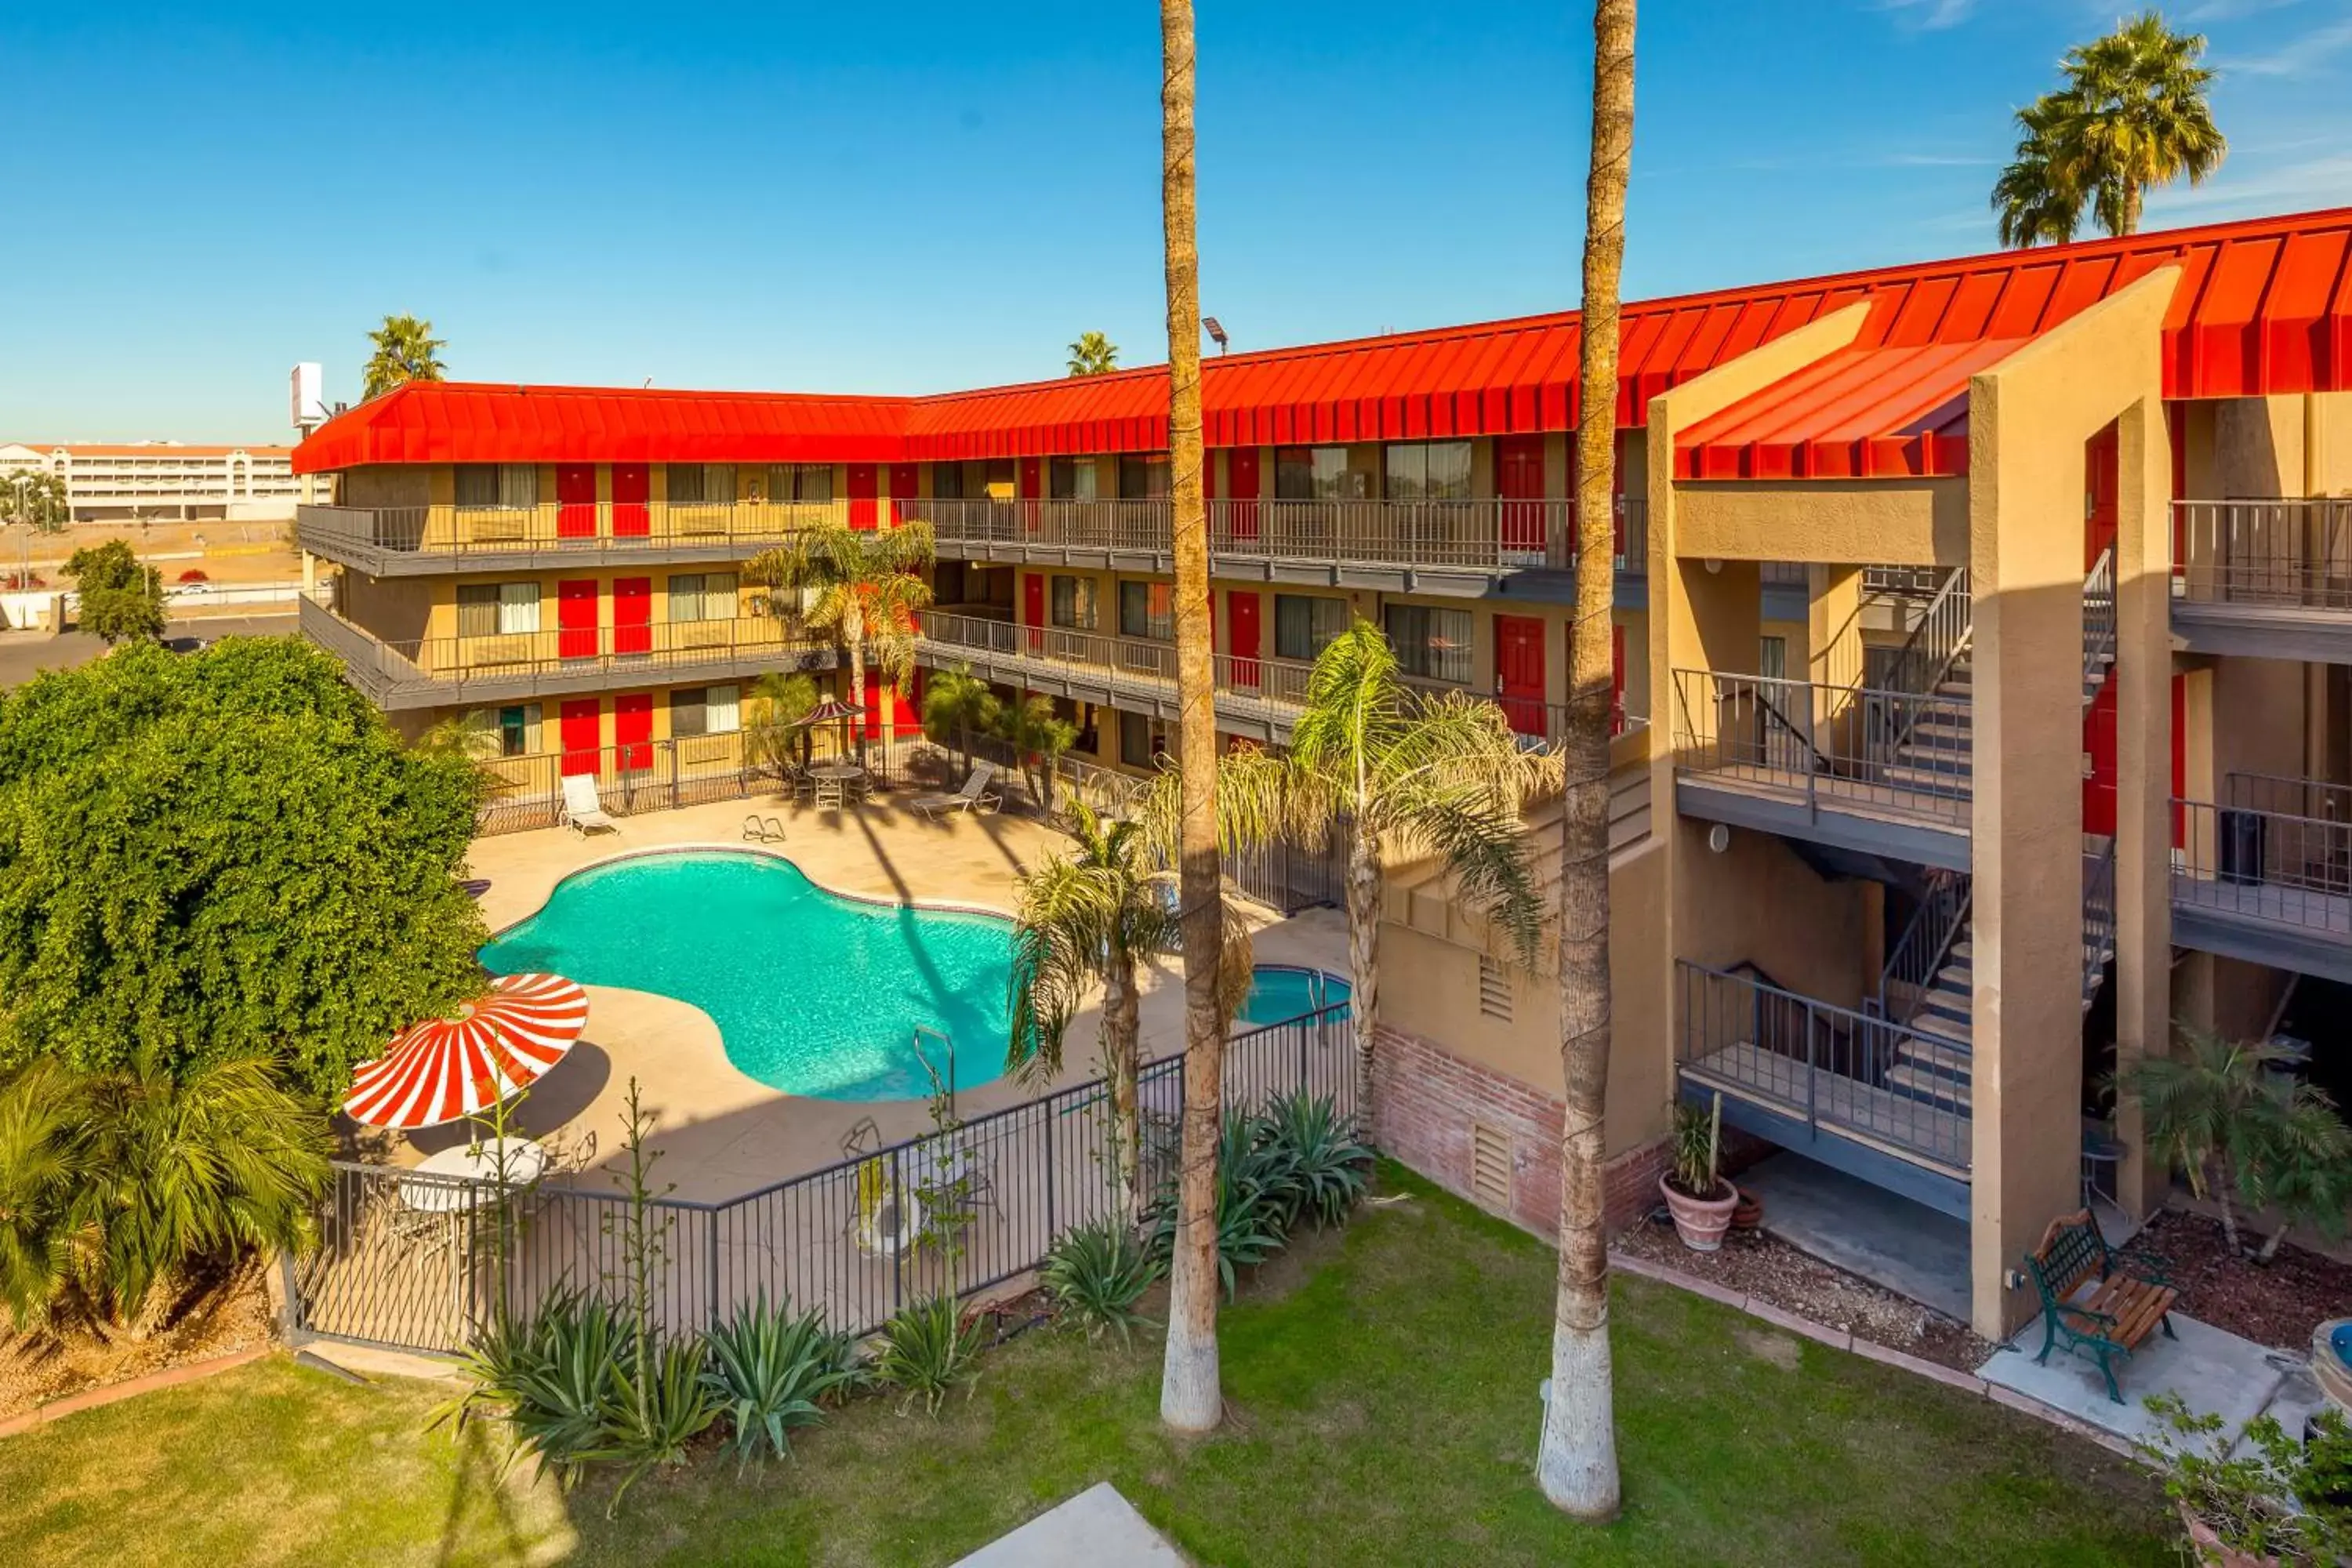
(0, 441), (302, 523)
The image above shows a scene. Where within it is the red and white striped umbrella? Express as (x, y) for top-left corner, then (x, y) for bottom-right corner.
(343, 973), (590, 1130)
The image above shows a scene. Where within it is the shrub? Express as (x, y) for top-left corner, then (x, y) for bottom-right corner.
(1146, 1109), (1295, 1299)
(1259, 1090), (1373, 1229)
(874, 1294), (985, 1414)
(702, 1291), (859, 1463)
(2137, 1394), (2352, 1563)
(1041, 1219), (1163, 1344)
(434, 1290), (633, 1486)
(176, 568), (209, 583)
(593, 1333), (724, 1510)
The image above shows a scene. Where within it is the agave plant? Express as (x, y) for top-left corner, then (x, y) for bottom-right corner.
(1146, 1110), (1295, 1299)
(590, 1332), (724, 1512)
(1261, 1091), (1373, 1230)
(873, 1294), (986, 1415)
(1040, 1219), (1164, 1345)
(702, 1291), (860, 1463)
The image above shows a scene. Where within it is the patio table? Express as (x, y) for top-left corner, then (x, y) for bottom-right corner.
(809, 762), (866, 808)
(398, 1138), (549, 1212)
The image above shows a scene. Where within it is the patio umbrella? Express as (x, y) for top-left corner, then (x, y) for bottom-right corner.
(794, 696), (866, 758)
(343, 972), (590, 1130)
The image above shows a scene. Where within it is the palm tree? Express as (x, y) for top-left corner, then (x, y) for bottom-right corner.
(747, 670), (821, 775)
(0, 1060), (85, 1329)
(1007, 802), (1252, 1224)
(362, 314), (448, 400)
(745, 520), (935, 764)
(1068, 332), (1121, 376)
(920, 664), (1000, 782)
(1, 470), (69, 588)
(1156, 0), (1230, 1437)
(1991, 11), (2224, 246)
(1210, 622), (1553, 1115)
(1538, 0), (1635, 1522)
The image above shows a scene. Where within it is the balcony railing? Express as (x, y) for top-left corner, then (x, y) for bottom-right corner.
(2173, 796), (2352, 939)
(1671, 669), (1973, 827)
(299, 595), (829, 706)
(298, 500), (837, 566)
(905, 496), (1646, 575)
(2174, 498), (2352, 611)
(916, 609), (1323, 714)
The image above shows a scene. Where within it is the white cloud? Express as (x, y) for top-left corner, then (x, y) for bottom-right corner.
(2181, 0), (2309, 20)
(1875, 0), (1978, 29)
(2218, 16), (2352, 75)
(2142, 152), (2352, 217)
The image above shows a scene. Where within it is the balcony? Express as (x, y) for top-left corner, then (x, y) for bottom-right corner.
(299, 595), (835, 710)
(2172, 776), (2352, 983)
(2173, 498), (2352, 661)
(904, 496), (1646, 600)
(1669, 670), (1973, 869)
(297, 500), (837, 575)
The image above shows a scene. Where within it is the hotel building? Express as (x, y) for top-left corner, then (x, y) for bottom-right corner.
(0, 441), (303, 522)
(292, 207), (2352, 1337)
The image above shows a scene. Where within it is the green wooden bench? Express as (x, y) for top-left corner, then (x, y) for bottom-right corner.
(2024, 1208), (2178, 1403)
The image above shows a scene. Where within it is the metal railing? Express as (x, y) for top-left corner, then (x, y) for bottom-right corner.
(292, 1003), (1353, 1354)
(2082, 546), (2116, 695)
(917, 608), (1323, 717)
(1671, 669), (1973, 826)
(1863, 564), (1944, 598)
(2226, 771), (2352, 823)
(1877, 566), (1971, 702)
(2174, 498), (2352, 611)
(2083, 834), (2117, 999)
(2173, 797), (2352, 938)
(1677, 960), (1970, 1173)
(301, 597), (829, 706)
(298, 500), (834, 567)
(1877, 874), (1970, 1028)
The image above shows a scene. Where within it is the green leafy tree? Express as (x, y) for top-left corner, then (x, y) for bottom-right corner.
(0, 637), (489, 1097)
(990, 692), (1079, 816)
(362, 313), (448, 400)
(921, 664), (1000, 782)
(745, 520), (935, 763)
(64, 539), (165, 643)
(2, 470), (69, 533)
(747, 670), (821, 775)
(1067, 331), (1120, 376)
(1993, 10), (2225, 246)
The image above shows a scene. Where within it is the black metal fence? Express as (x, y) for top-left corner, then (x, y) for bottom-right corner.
(292, 1003), (1354, 1356)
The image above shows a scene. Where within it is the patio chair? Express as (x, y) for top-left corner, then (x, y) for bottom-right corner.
(909, 760), (1004, 819)
(561, 774), (620, 836)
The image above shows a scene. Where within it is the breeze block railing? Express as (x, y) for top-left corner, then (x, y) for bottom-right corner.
(291, 1002), (1354, 1356)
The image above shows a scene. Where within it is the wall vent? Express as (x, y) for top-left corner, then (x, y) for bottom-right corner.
(1469, 1122), (1512, 1210)
(1478, 955), (1513, 1022)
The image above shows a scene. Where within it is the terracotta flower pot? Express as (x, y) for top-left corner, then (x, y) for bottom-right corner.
(1661, 1173), (1739, 1252)
(2180, 1504), (2281, 1568)
(1732, 1188), (1764, 1231)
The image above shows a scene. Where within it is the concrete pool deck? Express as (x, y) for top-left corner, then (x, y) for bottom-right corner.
(379, 792), (1349, 1202)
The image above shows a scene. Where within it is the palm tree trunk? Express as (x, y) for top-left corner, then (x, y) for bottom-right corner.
(1157, 0), (1225, 1436)
(2213, 1164), (2243, 1255)
(2256, 1220), (2291, 1265)
(1537, 0), (1633, 1523)
(1105, 955), (1145, 1225)
(1345, 822), (1382, 1127)
(844, 636), (869, 766)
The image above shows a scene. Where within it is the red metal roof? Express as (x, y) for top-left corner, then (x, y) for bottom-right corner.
(296, 207), (2352, 476)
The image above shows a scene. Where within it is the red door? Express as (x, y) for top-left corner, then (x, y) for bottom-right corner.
(848, 463), (878, 530)
(1229, 447), (1261, 541)
(2084, 674), (2118, 837)
(2085, 424), (2120, 568)
(557, 580), (600, 660)
(612, 463), (650, 537)
(887, 462), (918, 528)
(556, 464), (597, 540)
(559, 699), (602, 776)
(612, 577), (651, 655)
(1495, 614), (1546, 736)
(1018, 456), (1044, 534)
(1228, 590), (1261, 689)
(1022, 572), (1046, 655)
(2172, 673), (2187, 849)
(1497, 435), (1546, 561)
(614, 693), (652, 773)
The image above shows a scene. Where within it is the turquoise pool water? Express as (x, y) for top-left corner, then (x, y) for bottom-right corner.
(480, 851), (1014, 1102)
(1242, 966), (1352, 1026)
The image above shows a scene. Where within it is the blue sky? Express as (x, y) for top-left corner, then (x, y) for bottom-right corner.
(4, 0), (2349, 441)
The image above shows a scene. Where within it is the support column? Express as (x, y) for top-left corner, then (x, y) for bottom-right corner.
(1807, 562), (1864, 735)
(2114, 397), (2175, 1221)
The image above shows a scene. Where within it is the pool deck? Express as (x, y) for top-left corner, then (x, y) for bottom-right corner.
(383, 793), (1348, 1202)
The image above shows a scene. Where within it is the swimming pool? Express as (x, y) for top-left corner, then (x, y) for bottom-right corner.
(1241, 965), (1352, 1027)
(479, 851), (1014, 1102)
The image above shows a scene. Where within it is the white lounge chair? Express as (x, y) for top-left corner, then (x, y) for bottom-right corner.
(909, 760), (1004, 819)
(561, 774), (620, 836)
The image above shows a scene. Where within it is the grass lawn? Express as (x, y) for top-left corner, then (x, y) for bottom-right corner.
(0, 1167), (2172, 1566)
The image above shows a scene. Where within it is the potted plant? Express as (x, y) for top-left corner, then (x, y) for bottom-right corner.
(2136, 1393), (2352, 1566)
(1661, 1093), (1738, 1252)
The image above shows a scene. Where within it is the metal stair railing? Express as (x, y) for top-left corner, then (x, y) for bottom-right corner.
(2082, 836), (2117, 1007)
(1875, 567), (1972, 758)
(1875, 876), (1971, 1029)
(2082, 546), (2117, 702)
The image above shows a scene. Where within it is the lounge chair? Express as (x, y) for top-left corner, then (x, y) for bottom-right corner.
(909, 760), (1004, 819)
(561, 774), (620, 836)
(741, 814), (786, 844)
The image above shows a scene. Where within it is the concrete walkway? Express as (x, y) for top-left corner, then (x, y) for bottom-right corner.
(951, 1483), (1185, 1567)
(1980, 1313), (2328, 1451)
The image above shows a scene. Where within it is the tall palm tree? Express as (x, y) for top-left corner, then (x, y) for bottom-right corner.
(2, 470), (68, 532)
(1991, 11), (2224, 247)
(1211, 623), (1553, 1114)
(361, 314), (448, 400)
(921, 664), (1000, 782)
(1068, 332), (1121, 377)
(745, 520), (935, 764)
(1007, 801), (1253, 1225)
(1156, 0), (1230, 1437)
(1537, 0), (1634, 1522)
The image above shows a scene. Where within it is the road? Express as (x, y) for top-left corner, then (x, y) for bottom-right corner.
(0, 613), (299, 689)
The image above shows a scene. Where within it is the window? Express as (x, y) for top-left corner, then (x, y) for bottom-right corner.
(930, 463), (965, 500)
(1119, 580), (1174, 641)
(1274, 593), (1348, 661)
(1384, 441), (1473, 501)
(456, 581), (540, 638)
(666, 463), (735, 506)
(765, 463), (831, 504)
(1049, 457), (1098, 501)
(1385, 604), (1473, 685)
(1759, 635), (1787, 682)
(496, 703), (541, 757)
(667, 572), (738, 623)
(982, 459), (1016, 500)
(672, 684), (740, 738)
(454, 463), (537, 510)
(1050, 575), (1098, 630)
(1119, 710), (1162, 768)
(1117, 453), (1169, 500)
(1275, 446), (1364, 500)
